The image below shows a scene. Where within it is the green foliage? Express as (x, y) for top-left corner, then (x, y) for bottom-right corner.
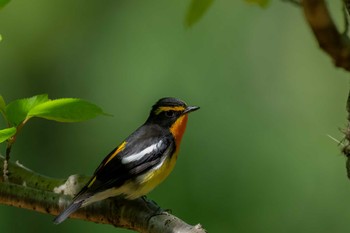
(0, 94), (105, 159)
(185, 0), (214, 28)
(245, 0), (270, 7)
(6, 94), (49, 126)
(28, 98), (104, 122)
(0, 0), (10, 9)
(3, 94), (104, 126)
(0, 127), (16, 143)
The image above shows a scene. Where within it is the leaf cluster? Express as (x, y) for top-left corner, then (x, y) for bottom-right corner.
(0, 94), (105, 150)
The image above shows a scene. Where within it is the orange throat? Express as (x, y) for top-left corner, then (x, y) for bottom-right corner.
(170, 114), (188, 147)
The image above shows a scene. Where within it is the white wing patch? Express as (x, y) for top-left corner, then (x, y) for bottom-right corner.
(121, 140), (163, 164)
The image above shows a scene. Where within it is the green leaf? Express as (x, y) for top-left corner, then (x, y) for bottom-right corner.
(0, 0), (10, 9)
(6, 94), (49, 125)
(28, 98), (104, 122)
(245, 0), (269, 7)
(185, 0), (214, 28)
(0, 127), (16, 143)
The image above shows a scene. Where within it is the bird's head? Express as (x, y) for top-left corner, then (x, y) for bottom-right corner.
(146, 97), (199, 128)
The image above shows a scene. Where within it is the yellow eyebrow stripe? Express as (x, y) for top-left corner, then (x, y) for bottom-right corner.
(155, 106), (185, 115)
(104, 141), (127, 166)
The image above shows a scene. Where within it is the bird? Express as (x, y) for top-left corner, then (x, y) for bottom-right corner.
(53, 97), (199, 224)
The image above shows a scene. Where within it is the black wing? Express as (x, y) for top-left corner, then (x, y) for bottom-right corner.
(82, 124), (175, 194)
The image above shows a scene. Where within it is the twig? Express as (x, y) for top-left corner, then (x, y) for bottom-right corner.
(3, 118), (29, 181)
(342, 89), (350, 179)
(301, 0), (350, 71)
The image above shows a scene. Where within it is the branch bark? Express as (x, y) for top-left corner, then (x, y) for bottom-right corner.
(0, 156), (206, 233)
(301, 0), (350, 71)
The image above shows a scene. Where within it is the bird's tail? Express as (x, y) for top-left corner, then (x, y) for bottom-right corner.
(53, 200), (84, 224)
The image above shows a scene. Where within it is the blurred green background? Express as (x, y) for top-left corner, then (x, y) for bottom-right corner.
(1, 0), (350, 232)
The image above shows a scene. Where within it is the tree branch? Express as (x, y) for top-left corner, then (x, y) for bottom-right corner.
(0, 156), (206, 233)
(301, 0), (350, 71)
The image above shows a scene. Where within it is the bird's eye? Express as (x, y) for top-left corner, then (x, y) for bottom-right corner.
(165, 110), (176, 118)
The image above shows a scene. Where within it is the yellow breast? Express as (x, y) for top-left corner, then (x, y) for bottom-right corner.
(123, 150), (178, 199)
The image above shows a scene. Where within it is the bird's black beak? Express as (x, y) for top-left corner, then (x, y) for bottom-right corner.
(183, 106), (200, 114)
